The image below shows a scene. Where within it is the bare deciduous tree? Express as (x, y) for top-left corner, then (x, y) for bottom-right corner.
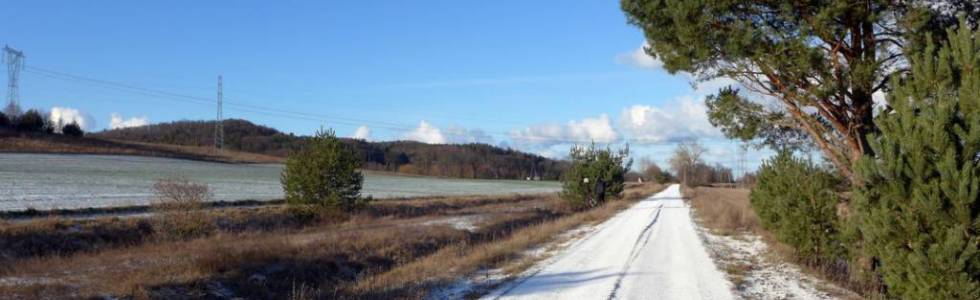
(669, 140), (706, 186)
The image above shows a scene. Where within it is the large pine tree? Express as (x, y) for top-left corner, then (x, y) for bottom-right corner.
(853, 21), (979, 299)
(621, 0), (977, 180)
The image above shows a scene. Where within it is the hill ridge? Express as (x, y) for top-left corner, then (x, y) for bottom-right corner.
(93, 119), (566, 180)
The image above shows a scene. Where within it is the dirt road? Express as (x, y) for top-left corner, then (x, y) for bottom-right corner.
(483, 184), (734, 300)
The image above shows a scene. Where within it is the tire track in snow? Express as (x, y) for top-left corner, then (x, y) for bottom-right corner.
(482, 185), (733, 300)
(606, 201), (664, 300)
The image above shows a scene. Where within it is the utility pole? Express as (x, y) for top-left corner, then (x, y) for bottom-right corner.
(214, 75), (224, 150)
(3, 45), (25, 116)
(737, 143), (747, 187)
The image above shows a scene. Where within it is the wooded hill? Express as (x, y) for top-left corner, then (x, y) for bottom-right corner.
(93, 119), (566, 180)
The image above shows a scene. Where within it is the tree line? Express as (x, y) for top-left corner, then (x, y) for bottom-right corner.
(1, 104), (84, 137)
(93, 119), (567, 180)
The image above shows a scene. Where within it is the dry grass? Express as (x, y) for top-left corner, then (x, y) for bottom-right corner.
(686, 187), (760, 235)
(349, 183), (667, 298)
(152, 178), (215, 239)
(0, 184), (666, 299)
(0, 193), (552, 263)
(684, 186), (883, 299)
(0, 134), (282, 163)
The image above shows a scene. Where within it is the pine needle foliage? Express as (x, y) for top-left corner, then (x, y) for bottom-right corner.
(561, 143), (632, 209)
(281, 129), (365, 212)
(751, 151), (846, 264)
(853, 20), (980, 299)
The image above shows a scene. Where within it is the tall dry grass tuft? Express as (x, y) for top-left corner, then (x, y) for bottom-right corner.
(153, 177), (213, 239)
(687, 187), (760, 235)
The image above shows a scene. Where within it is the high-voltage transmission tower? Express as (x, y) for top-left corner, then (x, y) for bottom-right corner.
(214, 75), (224, 150)
(3, 45), (25, 116)
(736, 143), (748, 186)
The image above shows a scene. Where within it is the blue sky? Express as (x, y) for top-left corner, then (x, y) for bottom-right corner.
(0, 1), (773, 172)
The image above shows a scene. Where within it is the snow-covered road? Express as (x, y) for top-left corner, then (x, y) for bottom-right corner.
(483, 184), (734, 300)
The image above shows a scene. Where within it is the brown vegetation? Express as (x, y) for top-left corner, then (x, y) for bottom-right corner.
(0, 130), (282, 163)
(685, 186), (882, 298)
(0, 184), (665, 299)
(686, 187), (760, 235)
(353, 183), (665, 298)
(152, 178), (215, 239)
(92, 119), (568, 179)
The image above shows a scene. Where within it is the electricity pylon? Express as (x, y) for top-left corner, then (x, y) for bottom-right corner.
(3, 45), (25, 116)
(214, 75), (224, 150)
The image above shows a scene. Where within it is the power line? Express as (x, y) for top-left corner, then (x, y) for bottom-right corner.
(23, 65), (418, 129)
(21, 64), (752, 146)
(27, 64), (534, 128)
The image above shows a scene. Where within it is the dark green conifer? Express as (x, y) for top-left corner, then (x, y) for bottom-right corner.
(853, 20), (980, 299)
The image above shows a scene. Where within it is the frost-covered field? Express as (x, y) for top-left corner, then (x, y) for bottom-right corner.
(0, 153), (560, 211)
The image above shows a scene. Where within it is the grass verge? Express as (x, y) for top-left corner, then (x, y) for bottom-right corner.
(350, 183), (667, 298)
(0, 184), (665, 299)
(685, 186), (880, 299)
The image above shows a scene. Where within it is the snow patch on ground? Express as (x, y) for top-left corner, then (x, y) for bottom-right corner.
(0, 276), (58, 286)
(694, 224), (855, 299)
(428, 225), (598, 299)
(422, 215), (484, 232)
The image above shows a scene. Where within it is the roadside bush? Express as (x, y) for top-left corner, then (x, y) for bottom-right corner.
(852, 22), (980, 299)
(0, 111), (9, 128)
(61, 121), (84, 137)
(153, 177), (213, 238)
(15, 109), (45, 132)
(560, 143), (631, 209)
(751, 151), (845, 264)
(281, 129), (365, 213)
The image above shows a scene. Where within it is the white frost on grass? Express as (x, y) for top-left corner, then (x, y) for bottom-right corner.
(0, 276), (58, 287)
(422, 215), (485, 232)
(694, 225), (856, 299)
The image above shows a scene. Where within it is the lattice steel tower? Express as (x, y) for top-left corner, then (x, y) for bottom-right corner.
(214, 75), (224, 150)
(737, 143), (747, 186)
(3, 45), (25, 116)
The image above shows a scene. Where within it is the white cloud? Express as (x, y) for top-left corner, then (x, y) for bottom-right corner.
(48, 107), (93, 131)
(619, 97), (722, 144)
(567, 114), (618, 142)
(509, 114), (618, 147)
(444, 126), (494, 144)
(617, 43), (663, 69)
(403, 120), (446, 144)
(109, 113), (149, 129)
(351, 126), (371, 140)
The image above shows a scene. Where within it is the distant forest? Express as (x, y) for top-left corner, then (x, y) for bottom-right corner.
(93, 119), (567, 180)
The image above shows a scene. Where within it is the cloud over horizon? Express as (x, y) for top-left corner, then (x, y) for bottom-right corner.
(403, 120), (446, 144)
(619, 97), (722, 144)
(509, 114), (619, 148)
(351, 125), (371, 140)
(444, 126), (494, 144)
(109, 113), (149, 130)
(48, 106), (94, 131)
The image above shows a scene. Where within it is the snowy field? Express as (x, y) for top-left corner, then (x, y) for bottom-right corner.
(0, 153), (560, 211)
